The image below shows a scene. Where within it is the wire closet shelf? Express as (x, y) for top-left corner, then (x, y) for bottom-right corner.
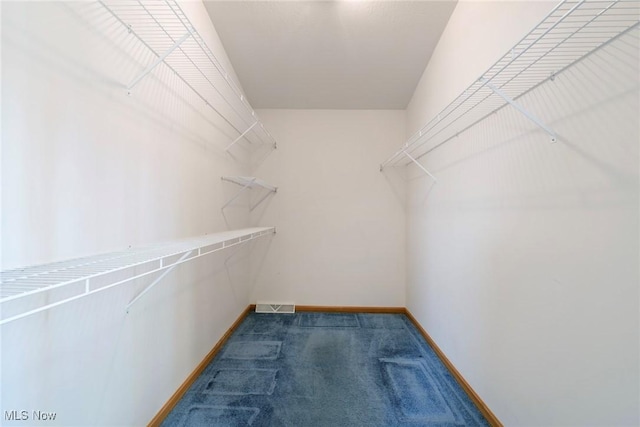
(99, 0), (277, 150)
(380, 0), (640, 173)
(0, 227), (275, 326)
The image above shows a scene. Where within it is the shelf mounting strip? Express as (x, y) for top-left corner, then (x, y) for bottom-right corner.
(380, 0), (639, 177)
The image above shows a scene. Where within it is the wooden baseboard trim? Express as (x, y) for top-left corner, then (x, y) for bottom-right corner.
(295, 305), (405, 313)
(147, 305), (253, 427)
(403, 308), (503, 427)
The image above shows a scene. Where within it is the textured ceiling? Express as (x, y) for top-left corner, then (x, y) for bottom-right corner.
(203, 1), (457, 109)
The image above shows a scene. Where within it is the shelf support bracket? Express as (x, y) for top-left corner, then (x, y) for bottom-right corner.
(225, 121), (258, 151)
(249, 190), (276, 212)
(221, 177), (256, 209)
(127, 30), (193, 93)
(403, 150), (437, 182)
(481, 78), (557, 142)
(224, 242), (248, 265)
(126, 250), (193, 313)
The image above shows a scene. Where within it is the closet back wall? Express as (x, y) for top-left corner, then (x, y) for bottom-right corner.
(1, 1), (259, 425)
(250, 109), (406, 307)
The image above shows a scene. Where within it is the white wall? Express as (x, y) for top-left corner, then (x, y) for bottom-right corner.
(250, 109), (406, 307)
(1, 1), (268, 425)
(404, 1), (639, 426)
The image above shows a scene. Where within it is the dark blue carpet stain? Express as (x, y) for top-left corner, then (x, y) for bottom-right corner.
(221, 341), (282, 360)
(161, 312), (489, 427)
(180, 406), (260, 425)
(298, 312), (361, 328)
(202, 369), (277, 396)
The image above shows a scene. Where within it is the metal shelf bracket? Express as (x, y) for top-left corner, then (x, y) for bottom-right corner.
(126, 250), (194, 312)
(225, 122), (258, 151)
(480, 78), (557, 142)
(404, 150), (437, 182)
(221, 177), (256, 210)
(127, 30), (193, 93)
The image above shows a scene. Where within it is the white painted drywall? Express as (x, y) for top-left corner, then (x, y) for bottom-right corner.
(1, 1), (268, 425)
(404, 1), (639, 426)
(250, 109), (406, 307)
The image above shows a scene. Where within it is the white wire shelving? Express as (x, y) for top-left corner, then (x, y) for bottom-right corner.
(99, 0), (277, 151)
(221, 176), (278, 211)
(0, 227), (275, 326)
(380, 0), (640, 178)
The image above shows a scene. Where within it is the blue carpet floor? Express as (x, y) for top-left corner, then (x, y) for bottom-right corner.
(161, 312), (489, 426)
